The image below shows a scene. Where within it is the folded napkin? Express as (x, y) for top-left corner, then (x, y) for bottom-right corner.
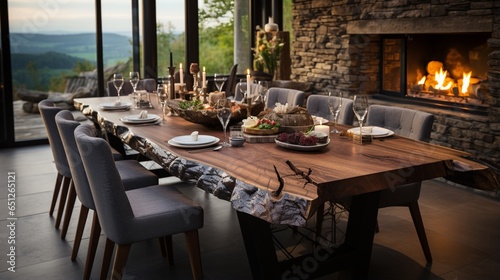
(139, 110), (148, 119)
(191, 131), (199, 141)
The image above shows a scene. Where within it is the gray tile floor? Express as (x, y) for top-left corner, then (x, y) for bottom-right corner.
(1, 144), (500, 279)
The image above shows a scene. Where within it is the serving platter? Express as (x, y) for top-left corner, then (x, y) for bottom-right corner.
(275, 138), (330, 151)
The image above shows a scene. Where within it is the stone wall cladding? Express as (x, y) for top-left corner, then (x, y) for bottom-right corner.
(292, 0), (500, 164)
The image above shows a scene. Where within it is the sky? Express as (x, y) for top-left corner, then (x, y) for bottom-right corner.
(8, 0), (189, 35)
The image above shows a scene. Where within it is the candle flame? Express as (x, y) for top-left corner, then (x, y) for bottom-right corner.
(180, 63), (182, 69)
(203, 67), (206, 72)
(247, 69), (250, 75)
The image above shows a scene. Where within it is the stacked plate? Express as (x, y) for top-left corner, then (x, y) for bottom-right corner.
(119, 114), (160, 124)
(347, 126), (394, 138)
(98, 101), (132, 110)
(168, 135), (220, 148)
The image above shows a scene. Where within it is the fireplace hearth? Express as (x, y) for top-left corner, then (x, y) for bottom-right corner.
(381, 33), (491, 115)
(291, 0), (500, 164)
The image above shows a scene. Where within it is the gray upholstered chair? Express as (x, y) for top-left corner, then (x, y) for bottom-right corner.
(234, 82), (266, 102)
(265, 87), (306, 109)
(75, 125), (204, 280)
(366, 104), (435, 263)
(306, 94), (355, 125)
(38, 100), (72, 230)
(107, 78), (156, 96)
(224, 64), (238, 98)
(55, 113), (159, 280)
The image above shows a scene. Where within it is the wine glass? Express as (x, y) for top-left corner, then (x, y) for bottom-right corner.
(328, 91), (343, 133)
(158, 86), (169, 120)
(214, 74), (226, 92)
(353, 95), (369, 139)
(129, 71), (140, 93)
(216, 99), (232, 146)
(257, 80), (269, 102)
(112, 73), (124, 102)
(239, 78), (248, 102)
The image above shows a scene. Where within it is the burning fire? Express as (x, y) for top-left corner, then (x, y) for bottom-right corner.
(417, 76), (426, 85)
(434, 68), (452, 90)
(462, 71), (472, 95)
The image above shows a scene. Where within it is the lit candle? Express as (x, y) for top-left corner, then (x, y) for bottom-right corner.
(246, 69), (251, 96)
(202, 67), (206, 88)
(315, 120), (330, 137)
(179, 63), (184, 85)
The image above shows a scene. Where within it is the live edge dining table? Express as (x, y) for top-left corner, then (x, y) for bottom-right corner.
(74, 96), (495, 279)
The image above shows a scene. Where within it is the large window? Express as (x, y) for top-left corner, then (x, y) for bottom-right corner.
(0, 0), (287, 146)
(8, 0), (96, 142)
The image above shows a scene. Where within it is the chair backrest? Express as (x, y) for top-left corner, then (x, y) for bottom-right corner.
(224, 64), (238, 98)
(107, 78), (156, 96)
(306, 95), (355, 125)
(366, 104), (434, 142)
(234, 82), (265, 102)
(38, 100), (71, 177)
(55, 111), (95, 210)
(265, 87), (306, 109)
(75, 125), (134, 242)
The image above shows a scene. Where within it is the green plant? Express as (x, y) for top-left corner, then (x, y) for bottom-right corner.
(253, 26), (284, 76)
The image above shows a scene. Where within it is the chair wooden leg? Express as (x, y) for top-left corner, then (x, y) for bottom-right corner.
(71, 206), (89, 261)
(158, 237), (166, 257)
(49, 173), (63, 216)
(83, 212), (101, 280)
(111, 244), (131, 280)
(100, 238), (115, 280)
(55, 176), (71, 229)
(165, 235), (174, 265)
(408, 201), (432, 263)
(185, 230), (203, 280)
(315, 202), (325, 242)
(61, 181), (77, 239)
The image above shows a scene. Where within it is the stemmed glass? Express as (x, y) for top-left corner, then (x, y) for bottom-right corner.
(129, 71), (140, 92)
(157, 86), (169, 120)
(216, 99), (232, 146)
(239, 78), (248, 102)
(257, 80), (269, 103)
(112, 73), (124, 102)
(328, 91), (343, 133)
(214, 74), (226, 92)
(353, 95), (369, 139)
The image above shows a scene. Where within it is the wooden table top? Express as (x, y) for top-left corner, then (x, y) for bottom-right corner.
(75, 97), (493, 225)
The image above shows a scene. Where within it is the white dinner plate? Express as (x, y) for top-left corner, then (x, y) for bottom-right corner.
(120, 114), (160, 124)
(167, 138), (220, 149)
(98, 102), (132, 110)
(275, 139), (330, 151)
(171, 135), (219, 145)
(347, 126), (394, 138)
(121, 114), (159, 122)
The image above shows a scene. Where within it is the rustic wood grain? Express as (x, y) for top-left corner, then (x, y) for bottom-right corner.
(75, 97), (496, 225)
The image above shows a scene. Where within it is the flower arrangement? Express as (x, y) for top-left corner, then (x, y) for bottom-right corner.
(253, 26), (284, 78)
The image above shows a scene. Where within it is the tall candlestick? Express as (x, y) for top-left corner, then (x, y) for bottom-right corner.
(246, 69), (251, 97)
(179, 63), (184, 85)
(169, 52), (173, 68)
(202, 67), (206, 88)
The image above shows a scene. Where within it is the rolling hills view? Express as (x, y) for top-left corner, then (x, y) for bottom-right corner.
(11, 33), (131, 91)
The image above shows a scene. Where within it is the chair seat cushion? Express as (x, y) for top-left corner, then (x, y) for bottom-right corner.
(116, 160), (158, 190)
(116, 184), (204, 244)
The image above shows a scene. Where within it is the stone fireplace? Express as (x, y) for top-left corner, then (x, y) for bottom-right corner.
(291, 0), (500, 164)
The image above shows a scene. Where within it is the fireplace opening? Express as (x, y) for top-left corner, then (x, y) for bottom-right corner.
(380, 33), (491, 115)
